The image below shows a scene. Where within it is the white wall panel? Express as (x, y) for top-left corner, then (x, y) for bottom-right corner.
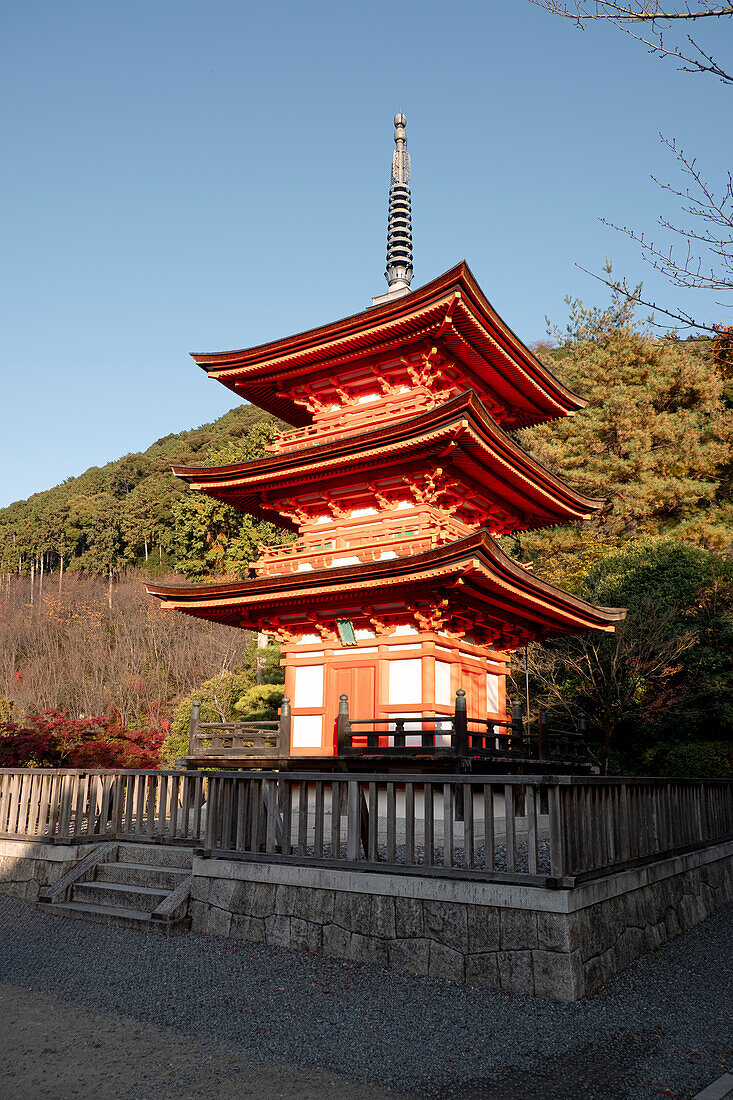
(294, 665), (324, 708)
(388, 659), (422, 704)
(292, 715), (323, 748)
(435, 660), (452, 706)
(487, 673), (500, 713)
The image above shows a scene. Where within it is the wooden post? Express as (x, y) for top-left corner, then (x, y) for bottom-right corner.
(538, 704), (549, 761)
(337, 694), (350, 755)
(454, 689), (468, 757)
(189, 701), (201, 758)
(278, 696), (291, 755)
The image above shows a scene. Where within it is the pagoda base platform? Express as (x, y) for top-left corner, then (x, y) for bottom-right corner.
(180, 752), (594, 776)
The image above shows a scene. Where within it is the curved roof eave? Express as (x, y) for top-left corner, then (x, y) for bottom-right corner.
(190, 262), (586, 423)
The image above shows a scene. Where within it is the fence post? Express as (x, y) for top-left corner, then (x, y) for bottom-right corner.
(278, 696), (291, 755)
(538, 704), (549, 761)
(337, 694), (350, 755)
(189, 701), (201, 757)
(454, 689), (468, 757)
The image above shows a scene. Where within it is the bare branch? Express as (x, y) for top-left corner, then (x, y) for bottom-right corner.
(527, 1), (733, 82)
(574, 263), (721, 330)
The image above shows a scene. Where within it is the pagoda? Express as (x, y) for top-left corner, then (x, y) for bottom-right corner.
(148, 114), (624, 764)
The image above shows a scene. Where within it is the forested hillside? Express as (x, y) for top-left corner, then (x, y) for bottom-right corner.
(1, 293), (732, 774)
(0, 404), (287, 582)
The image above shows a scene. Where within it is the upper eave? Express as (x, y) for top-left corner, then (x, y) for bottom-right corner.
(171, 391), (604, 532)
(147, 529), (625, 639)
(191, 263), (585, 429)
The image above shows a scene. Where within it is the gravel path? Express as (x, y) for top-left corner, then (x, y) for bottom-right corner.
(0, 896), (731, 1099)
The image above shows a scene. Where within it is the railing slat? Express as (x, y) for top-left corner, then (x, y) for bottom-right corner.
(424, 782), (434, 866)
(464, 783), (474, 870)
(504, 785), (516, 874)
(443, 783), (453, 869)
(483, 784), (495, 872)
(404, 782), (415, 865)
(526, 784), (538, 875)
(386, 783), (396, 864)
(330, 781), (341, 859)
(314, 781), (325, 858)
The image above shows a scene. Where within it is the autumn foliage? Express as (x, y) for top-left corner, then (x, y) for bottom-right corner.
(0, 711), (165, 769)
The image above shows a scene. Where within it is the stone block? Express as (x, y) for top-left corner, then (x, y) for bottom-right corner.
(532, 949), (581, 1002)
(465, 952), (500, 988)
(206, 905), (232, 937)
(350, 933), (389, 969)
(388, 938), (430, 976)
(498, 950), (534, 996)
(394, 897), (424, 938)
(230, 914), (265, 942)
(264, 913), (291, 948)
(369, 895), (396, 939)
(466, 905), (500, 953)
(664, 908), (682, 940)
(423, 900), (468, 950)
(188, 899), (207, 932)
(577, 905), (615, 962)
(290, 917), (322, 953)
(500, 908), (537, 951)
(582, 946), (616, 995)
(191, 878), (210, 903)
(537, 911), (578, 954)
(616, 925), (646, 969)
(428, 942), (466, 982)
(293, 887), (334, 925)
(249, 882), (277, 918)
(323, 923), (352, 959)
(274, 884), (298, 916)
(333, 891), (371, 935)
(208, 878), (236, 912)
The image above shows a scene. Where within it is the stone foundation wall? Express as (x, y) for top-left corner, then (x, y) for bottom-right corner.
(0, 840), (80, 902)
(190, 841), (733, 1001)
(1, 835), (731, 1000)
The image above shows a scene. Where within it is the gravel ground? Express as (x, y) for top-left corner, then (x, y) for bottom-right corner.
(0, 896), (731, 1099)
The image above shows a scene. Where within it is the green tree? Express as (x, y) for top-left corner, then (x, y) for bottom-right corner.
(519, 291), (733, 584)
(170, 420), (290, 579)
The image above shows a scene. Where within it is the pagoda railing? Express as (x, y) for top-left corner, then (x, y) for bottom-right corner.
(337, 690), (589, 766)
(187, 701), (289, 763)
(253, 525), (450, 574)
(266, 391), (437, 454)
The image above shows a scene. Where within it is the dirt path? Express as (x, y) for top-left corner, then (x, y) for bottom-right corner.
(0, 983), (410, 1099)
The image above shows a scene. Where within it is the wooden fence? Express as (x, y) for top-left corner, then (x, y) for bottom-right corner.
(201, 772), (733, 886)
(2, 768), (731, 887)
(0, 769), (207, 844)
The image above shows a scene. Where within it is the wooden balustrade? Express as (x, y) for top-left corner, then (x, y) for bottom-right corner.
(186, 699), (290, 765)
(0, 769), (208, 844)
(2, 766), (731, 889)
(201, 771), (733, 887)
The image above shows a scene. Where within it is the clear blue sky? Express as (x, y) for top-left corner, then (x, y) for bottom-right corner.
(0, 1), (727, 508)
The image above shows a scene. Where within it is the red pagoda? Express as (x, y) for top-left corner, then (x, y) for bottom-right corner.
(148, 114), (624, 768)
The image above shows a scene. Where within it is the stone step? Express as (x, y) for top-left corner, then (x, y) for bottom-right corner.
(116, 842), (194, 869)
(37, 900), (190, 934)
(94, 862), (190, 890)
(72, 880), (169, 913)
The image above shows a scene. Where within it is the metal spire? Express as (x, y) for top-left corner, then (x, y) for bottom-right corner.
(373, 113), (413, 305)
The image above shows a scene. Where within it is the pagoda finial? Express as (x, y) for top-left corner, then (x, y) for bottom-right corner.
(378, 112), (413, 303)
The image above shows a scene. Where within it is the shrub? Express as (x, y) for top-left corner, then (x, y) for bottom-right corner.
(0, 711), (165, 769)
(643, 740), (733, 778)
